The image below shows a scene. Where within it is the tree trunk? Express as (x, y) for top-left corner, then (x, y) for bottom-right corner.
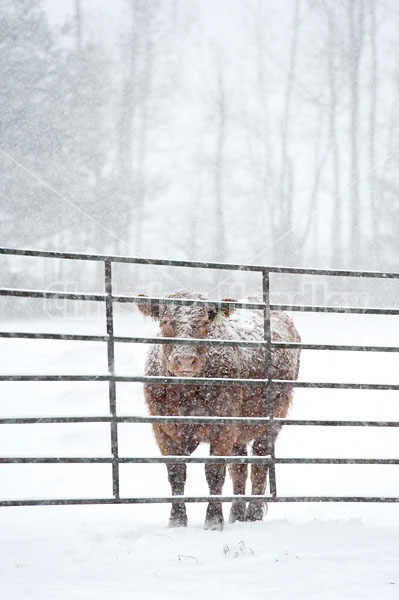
(118, 1), (139, 254)
(278, 0), (301, 256)
(324, 1), (342, 267)
(134, 6), (153, 256)
(213, 67), (227, 261)
(348, 0), (364, 265)
(75, 0), (82, 52)
(368, 0), (378, 265)
(253, 0), (276, 261)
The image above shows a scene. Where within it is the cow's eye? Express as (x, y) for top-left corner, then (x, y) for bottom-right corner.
(161, 319), (175, 328)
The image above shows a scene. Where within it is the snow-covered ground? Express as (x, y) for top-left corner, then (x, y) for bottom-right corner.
(0, 309), (398, 599)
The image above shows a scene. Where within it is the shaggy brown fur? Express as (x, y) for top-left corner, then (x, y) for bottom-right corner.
(137, 290), (301, 530)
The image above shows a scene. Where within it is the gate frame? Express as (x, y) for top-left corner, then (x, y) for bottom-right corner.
(0, 247), (399, 507)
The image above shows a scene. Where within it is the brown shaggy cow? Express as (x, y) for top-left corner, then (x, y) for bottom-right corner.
(138, 290), (301, 530)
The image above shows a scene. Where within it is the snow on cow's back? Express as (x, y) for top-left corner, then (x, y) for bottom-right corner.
(208, 295), (262, 342)
(210, 296), (301, 381)
(212, 308), (264, 341)
(210, 295), (300, 344)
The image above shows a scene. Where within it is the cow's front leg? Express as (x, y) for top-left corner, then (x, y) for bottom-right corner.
(167, 462), (188, 527)
(204, 426), (237, 531)
(153, 425), (198, 528)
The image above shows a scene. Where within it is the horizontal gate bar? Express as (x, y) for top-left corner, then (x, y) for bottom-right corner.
(0, 288), (265, 310)
(276, 458), (399, 464)
(276, 342), (399, 352)
(1, 457), (398, 464)
(1, 331), (398, 353)
(0, 332), (109, 342)
(122, 295), (264, 310)
(1, 247), (399, 279)
(1, 288), (399, 316)
(0, 332), (267, 347)
(0, 416), (399, 427)
(270, 304), (399, 315)
(0, 374), (397, 390)
(1, 495), (399, 507)
(0, 288), (106, 302)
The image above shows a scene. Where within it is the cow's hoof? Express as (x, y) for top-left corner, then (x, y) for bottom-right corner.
(204, 516), (224, 531)
(169, 504), (187, 527)
(245, 500), (267, 522)
(204, 503), (224, 531)
(229, 500), (247, 523)
(168, 517), (187, 528)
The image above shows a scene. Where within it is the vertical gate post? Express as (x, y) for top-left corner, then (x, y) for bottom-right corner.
(262, 268), (277, 497)
(104, 259), (120, 500)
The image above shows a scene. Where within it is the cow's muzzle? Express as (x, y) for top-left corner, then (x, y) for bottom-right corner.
(169, 351), (202, 376)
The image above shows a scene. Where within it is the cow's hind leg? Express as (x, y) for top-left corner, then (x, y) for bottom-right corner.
(228, 443), (248, 523)
(246, 435), (270, 522)
(204, 426), (237, 531)
(204, 459), (226, 531)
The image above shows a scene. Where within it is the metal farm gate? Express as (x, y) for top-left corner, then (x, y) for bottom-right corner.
(0, 247), (398, 508)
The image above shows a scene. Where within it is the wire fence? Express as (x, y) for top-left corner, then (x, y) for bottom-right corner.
(0, 247), (398, 507)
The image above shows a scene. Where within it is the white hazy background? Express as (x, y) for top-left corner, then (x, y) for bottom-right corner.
(1, 2), (399, 598)
(1, 0), (399, 273)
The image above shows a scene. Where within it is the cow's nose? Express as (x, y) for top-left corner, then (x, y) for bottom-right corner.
(171, 354), (200, 374)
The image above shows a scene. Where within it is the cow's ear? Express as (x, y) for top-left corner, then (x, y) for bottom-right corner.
(136, 295), (160, 320)
(210, 298), (236, 322)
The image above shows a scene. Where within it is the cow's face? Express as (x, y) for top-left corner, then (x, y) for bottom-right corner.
(137, 291), (233, 377)
(158, 304), (212, 376)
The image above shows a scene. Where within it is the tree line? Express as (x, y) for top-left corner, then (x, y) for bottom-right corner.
(0, 0), (398, 296)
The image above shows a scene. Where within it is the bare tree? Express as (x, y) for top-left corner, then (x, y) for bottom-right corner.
(251, 0), (278, 262)
(134, 4), (152, 256)
(278, 0), (301, 255)
(116, 1), (139, 253)
(323, 0), (343, 266)
(213, 64), (228, 260)
(368, 0), (379, 264)
(299, 105), (329, 263)
(347, 0), (365, 264)
(115, 0), (185, 256)
(75, 0), (82, 52)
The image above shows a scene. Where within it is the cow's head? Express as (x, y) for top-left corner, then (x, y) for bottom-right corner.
(137, 290), (234, 377)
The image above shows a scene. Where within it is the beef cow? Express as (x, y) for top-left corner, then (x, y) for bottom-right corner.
(137, 290), (301, 530)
